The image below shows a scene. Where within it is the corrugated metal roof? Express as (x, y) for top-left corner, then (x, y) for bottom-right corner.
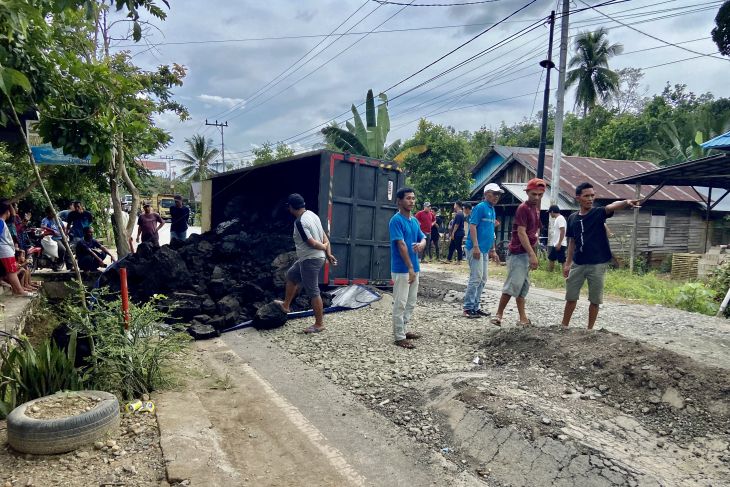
(500, 183), (578, 211)
(510, 150), (701, 202)
(701, 130), (730, 150)
(139, 159), (166, 171)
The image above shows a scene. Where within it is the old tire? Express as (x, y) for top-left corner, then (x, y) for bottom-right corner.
(7, 390), (120, 455)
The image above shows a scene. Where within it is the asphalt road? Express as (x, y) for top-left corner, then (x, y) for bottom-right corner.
(131, 223), (201, 247)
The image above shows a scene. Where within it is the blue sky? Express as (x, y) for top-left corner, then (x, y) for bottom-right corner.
(111, 0), (730, 169)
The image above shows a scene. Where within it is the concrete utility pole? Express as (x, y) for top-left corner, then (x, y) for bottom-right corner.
(536, 11), (556, 180)
(205, 119), (228, 172)
(550, 0), (570, 206)
(160, 154), (174, 180)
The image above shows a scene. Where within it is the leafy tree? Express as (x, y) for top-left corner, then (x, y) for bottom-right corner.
(561, 106), (615, 155)
(566, 28), (623, 117)
(251, 141), (295, 166)
(321, 89), (402, 159)
(606, 68), (648, 114)
(590, 114), (652, 160)
(174, 134), (220, 181)
(712, 0), (730, 56)
(400, 119), (472, 204)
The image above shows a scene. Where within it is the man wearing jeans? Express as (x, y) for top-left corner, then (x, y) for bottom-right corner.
(415, 202), (435, 263)
(492, 178), (545, 327)
(277, 193), (337, 334)
(169, 195), (190, 241)
(463, 183), (502, 318)
(389, 187), (426, 349)
(561, 182), (638, 329)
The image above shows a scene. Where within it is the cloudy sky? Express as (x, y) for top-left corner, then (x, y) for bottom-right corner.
(111, 0), (729, 169)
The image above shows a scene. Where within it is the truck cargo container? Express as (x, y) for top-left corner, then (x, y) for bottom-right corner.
(201, 150), (405, 286)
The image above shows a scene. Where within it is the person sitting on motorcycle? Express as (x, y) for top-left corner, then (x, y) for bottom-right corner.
(76, 227), (115, 272)
(41, 207), (69, 270)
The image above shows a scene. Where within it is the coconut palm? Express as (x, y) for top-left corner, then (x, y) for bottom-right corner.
(566, 28), (623, 117)
(174, 134), (220, 181)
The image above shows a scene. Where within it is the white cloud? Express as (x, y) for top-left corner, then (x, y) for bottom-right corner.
(198, 94), (246, 108)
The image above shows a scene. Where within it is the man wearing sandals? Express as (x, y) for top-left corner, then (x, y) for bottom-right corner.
(560, 182), (639, 329)
(492, 178), (545, 327)
(278, 193), (337, 334)
(390, 187), (427, 349)
(463, 183), (503, 319)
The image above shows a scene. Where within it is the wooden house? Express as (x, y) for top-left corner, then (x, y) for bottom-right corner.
(470, 146), (718, 266)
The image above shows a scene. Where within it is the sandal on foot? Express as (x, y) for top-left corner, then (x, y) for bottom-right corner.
(517, 319), (533, 327)
(490, 316), (502, 327)
(394, 339), (416, 349)
(405, 332), (422, 340)
(303, 325), (325, 334)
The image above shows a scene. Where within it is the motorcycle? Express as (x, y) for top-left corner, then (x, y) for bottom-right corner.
(25, 227), (66, 272)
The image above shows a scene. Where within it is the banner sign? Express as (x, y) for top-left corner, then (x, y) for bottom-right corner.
(26, 120), (91, 165)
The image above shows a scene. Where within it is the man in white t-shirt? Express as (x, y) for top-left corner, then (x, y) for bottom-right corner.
(277, 193), (337, 334)
(547, 205), (567, 272)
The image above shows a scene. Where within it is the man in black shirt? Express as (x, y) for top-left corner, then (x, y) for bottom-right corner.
(560, 182), (639, 329)
(169, 195), (190, 241)
(447, 201), (466, 262)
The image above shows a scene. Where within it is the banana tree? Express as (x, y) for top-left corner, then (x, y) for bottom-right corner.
(322, 90), (425, 161)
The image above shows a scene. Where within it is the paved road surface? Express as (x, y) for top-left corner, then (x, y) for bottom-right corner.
(131, 223), (201, 247)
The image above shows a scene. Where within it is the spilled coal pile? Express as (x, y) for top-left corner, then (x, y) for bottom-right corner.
(99, 217), (332, 339)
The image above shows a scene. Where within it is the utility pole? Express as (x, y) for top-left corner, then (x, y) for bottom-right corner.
(550, 0), (570, 206)
(536, 10), (556, 180)
(160, 154), (174, 180)
(205, 119), (228, 173)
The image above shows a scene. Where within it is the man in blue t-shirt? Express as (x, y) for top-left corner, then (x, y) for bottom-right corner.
(389, 187), (426, 349)
(463, 183), (503, 318)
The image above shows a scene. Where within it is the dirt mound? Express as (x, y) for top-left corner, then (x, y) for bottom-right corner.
(480, 327), (730, 440)
(99, 219), (331, 338)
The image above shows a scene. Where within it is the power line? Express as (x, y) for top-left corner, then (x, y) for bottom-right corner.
(371, 0), (502, 5)
(208, 0), (375, 121)
(577, 0), (730, 63)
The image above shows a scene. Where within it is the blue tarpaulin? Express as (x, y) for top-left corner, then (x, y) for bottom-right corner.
(701, 130), (730, 151)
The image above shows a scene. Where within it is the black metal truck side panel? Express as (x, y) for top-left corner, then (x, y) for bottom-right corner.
(205, 150), (404, 286)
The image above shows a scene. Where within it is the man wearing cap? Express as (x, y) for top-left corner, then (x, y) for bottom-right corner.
(492, 178), (545, 327)
(415, 201), (436, 263)
(560, 182), (639, 329)
(169, 195), (191, 242)
(463, 183), (503, 318)
(136, 203), (165, 248)
(547, 205), (567, 272)
(277, 193), (337, 334)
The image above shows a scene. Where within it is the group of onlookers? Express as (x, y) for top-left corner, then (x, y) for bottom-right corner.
(0, 199), (40, 297)
(387, 179), (640, 348)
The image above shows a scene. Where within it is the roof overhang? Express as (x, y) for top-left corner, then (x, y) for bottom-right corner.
(609, 154), (730, 189)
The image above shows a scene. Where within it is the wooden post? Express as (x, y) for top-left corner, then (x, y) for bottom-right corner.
(629, 183), (641, 273)
(704, 187), (713, 253)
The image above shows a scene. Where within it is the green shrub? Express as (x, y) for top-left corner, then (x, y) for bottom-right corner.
(0, 333), (85, 418)
(61, 289), (190, 401)
(673, 282), (718, 315)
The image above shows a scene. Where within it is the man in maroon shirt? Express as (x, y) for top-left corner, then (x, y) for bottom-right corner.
(491, 178), (545, 327)
(415, 202), (436, 263)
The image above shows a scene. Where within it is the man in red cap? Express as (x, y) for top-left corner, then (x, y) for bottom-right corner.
(491, 178), (545, 327)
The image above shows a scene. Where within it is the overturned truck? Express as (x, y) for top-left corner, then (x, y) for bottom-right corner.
(102, 150), (404, 338)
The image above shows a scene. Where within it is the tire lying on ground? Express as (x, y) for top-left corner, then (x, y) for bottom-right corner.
(7, 390), (120, 455)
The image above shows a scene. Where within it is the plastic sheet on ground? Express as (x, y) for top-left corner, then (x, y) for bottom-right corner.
(220, 284), (382, 335)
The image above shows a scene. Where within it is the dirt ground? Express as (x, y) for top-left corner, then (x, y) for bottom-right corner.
(0, 408), (167, 486)
(261, 267), (730, 486)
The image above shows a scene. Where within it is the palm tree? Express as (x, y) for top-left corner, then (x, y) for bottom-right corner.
(566, 28), (623, 117)
(174, 134), (220, 181)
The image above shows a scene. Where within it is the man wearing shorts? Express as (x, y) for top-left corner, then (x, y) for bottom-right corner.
(0, 200), (33, 297)
(547, 205), (566, 272)
(560, 182), (639, 329)
(491, 178), (545, 327)
(277, 193), (337, 334)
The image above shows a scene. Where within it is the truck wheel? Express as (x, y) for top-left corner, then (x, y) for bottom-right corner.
(7, 390), (120, 455)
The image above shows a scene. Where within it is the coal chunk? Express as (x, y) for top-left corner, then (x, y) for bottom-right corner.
(252, 302), (288, 330)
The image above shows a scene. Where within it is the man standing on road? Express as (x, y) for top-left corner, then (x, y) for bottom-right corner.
(491, 178), (545, 327)
(463, 183), (502, 319)
(447, 201), (465, 263)
(169, 195), (190, 242)
(389, 187), (426, 349)
(547, 205), (567, 272)
(277, 193), (337, 334)
(415, 202), (436, 263)
(136, 203), (164, 248)
(560, 182), (639, 329)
